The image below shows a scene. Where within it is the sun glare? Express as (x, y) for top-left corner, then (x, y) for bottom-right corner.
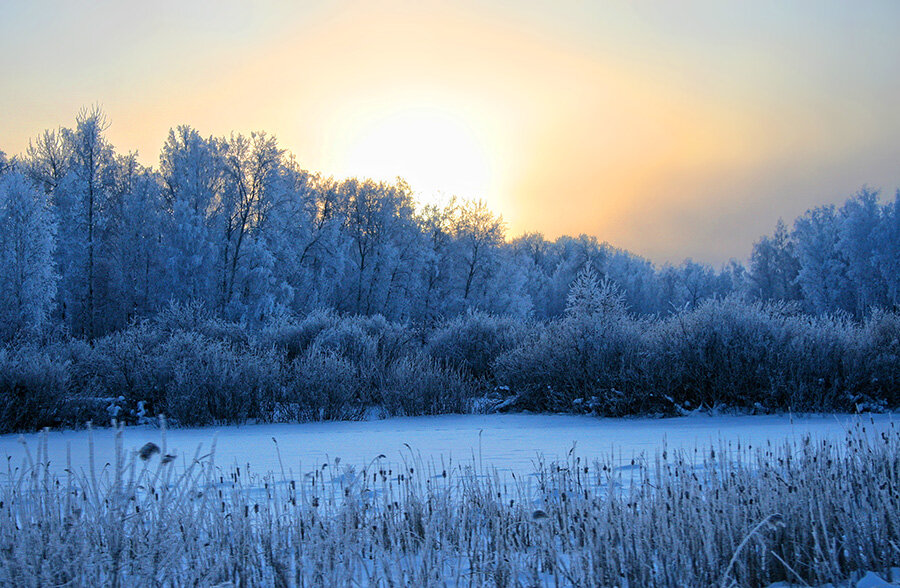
(337, 107), (492, 206)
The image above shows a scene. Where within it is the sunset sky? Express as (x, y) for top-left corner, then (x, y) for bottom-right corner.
(2, 0), (899, 264)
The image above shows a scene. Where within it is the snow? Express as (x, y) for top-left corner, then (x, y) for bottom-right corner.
(854, 572), (898, 587)
(1, 412), (893, 482)
(765, 569), (900, 587)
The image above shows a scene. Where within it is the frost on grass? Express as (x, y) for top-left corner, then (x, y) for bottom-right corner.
(1, 420), (899, 586)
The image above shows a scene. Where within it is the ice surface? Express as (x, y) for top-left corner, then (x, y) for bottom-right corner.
(1, 412), (893, 482)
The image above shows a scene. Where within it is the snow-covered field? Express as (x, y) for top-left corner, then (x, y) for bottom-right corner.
(2, 412), (893, 481)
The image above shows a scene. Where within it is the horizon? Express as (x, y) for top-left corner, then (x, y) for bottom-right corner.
(3, 1), (900, 264)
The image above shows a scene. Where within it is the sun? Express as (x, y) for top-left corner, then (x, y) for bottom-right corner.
(336, 107), (492, 205)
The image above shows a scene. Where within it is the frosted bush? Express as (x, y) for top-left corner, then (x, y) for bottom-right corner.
(646, 297), (795, 410)
(858, 309), (900, 406)
(87, 322), (167, 419)
(196, 316), (251, 346)
(313, 319), (378, 364)
(427, 310), (525, 379)
(262, 308), (339, 360)
(494, 305), (645, 414)
(153, 300), (249, 345)
(2, 302), (898, 432)
(0, 347), (68, 432)
(152, 300), (212, 333)
(781, 312), (858, 409)
(281, 346), (359, 420)
(157, 332), (282, 425)
(381, 352), (476, 415)
(343, 313), (415, 364)
(640, 300), (900, 412)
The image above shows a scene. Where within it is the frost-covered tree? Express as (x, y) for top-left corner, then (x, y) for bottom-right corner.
(603, 245), (661, 315)
(219, 132), (285, 317)
(415, 200), (458, 323)
(0, 150), (10, 176)
(510, 232), (559, 319)
(678, 260), (720, 309)
(485, 248), (532, 317)
(452, 199), (504, 302)
(565, 261), (603, 318)
(99, 154), (166, 328)
(257, 166), (337, 314)
(439, 199), (530, 316)
(0, 172), (57, 339)
(340, 178), (420, 317)
(565, 261), (626, 320)
(538, 235), (601, 318)
(748, 219), (800, 302)
(34, 107), (118, 339)
(838, 188), (888, 316)
(159, 126), (223, 308)
(719, 259), (748, 299)
(655, 260), (720, 312)
(875, 191), (900, 308)
(7, 111), (900, 337)
(23, 130), (69, 194)
(793, 204), (853, 315)
(294, 175), (351, 311)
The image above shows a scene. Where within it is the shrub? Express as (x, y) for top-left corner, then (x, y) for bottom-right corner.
(427, 311), (525, 380)
(280, 347), (360, 421)
(262, 308), (338, 361)
(644, 297), (796, 411)
(381, 352), (477, 416)
(781, 312), (858, 410)
(152, 300), (212, 334)
(86, 322), (168, 420)
(2, 302), (898, 433)
(0, 348), (69, 432)
(156, 332), (282, 426)
(494, 308), (645, 414)
(154, 301), (249, 345)
(313, 320), (379, 366)
(345, 313), (415, 365)
(857, 309), (900, 407)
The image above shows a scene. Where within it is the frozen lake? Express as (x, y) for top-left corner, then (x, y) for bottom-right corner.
(1, 412), (893, 481)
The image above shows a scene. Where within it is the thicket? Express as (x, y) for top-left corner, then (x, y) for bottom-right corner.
(1, 294), (898, 433)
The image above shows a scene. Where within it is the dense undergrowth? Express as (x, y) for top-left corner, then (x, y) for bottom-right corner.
(1, 420), (898, 586)
(1, 296), (899, 433)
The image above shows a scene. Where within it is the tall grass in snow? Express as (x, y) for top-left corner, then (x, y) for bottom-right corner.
(1, 419), (898, 586)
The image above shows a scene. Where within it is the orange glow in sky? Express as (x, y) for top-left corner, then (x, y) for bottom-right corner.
(2, 1), (899, 263)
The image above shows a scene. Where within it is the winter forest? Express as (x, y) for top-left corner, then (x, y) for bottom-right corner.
(0, 107), (899, 432)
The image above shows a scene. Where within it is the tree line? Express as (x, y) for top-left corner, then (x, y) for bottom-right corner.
(1, 108), (899, 342)
(1, 108), (899, 430)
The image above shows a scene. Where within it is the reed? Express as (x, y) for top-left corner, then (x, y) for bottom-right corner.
(1, 418), (898, 586)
